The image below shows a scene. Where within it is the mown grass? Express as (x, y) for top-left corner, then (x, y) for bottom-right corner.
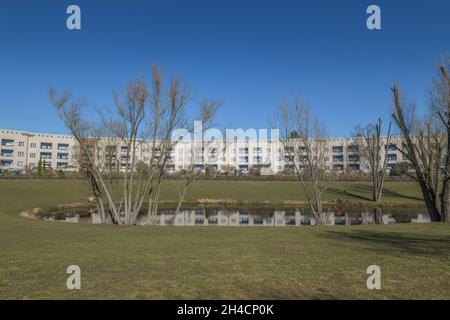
(1, 179), (449, 299)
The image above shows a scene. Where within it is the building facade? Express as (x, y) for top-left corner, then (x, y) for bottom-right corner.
(0, 128), (406, 174)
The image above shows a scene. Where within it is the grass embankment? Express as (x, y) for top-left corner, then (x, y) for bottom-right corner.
(1, 179), (449, 299)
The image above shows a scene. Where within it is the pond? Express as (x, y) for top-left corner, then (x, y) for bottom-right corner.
(38, 205), (430, 226)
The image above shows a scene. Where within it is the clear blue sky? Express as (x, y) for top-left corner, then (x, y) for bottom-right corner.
(0, 0), (449, 136)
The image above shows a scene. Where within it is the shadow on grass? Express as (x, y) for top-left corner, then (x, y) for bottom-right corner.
(326, 184), (423, 202)
(320, 229), (450, 257)
(326, 186), (372, 201)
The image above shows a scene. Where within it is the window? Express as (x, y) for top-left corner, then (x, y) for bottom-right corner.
(57, 153), (69, 160)
(30, 153), (36, 159)
(29, 163), (36, 169)
(18, 141), (25, 147)
(0, 160), (13, 167)
(332, 146), (343, 153)
(387, 154), (397, 161)
(18, 151), (24, 157)
(58, 143), (69, 150)
(40, 152), (52, 159)
(40, 142), (52, 149)
(1, 139), (14, 146)
(17, 161), (24, 167)
(57, 162), (68, 169)
(1, 149), (13, 157)
(386, 144), (397, 151)
(30, 143), (36, 148)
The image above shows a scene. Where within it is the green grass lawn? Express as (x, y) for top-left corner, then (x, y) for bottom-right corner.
(1, 179), (449, 299)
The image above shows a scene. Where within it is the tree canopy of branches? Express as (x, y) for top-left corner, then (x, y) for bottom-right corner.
(274, 98), (329, 225)
(391, 86), (445, 222)
(430, 57), (450, 222)
(50, 64), (217, 225)
(354, 118), (392, 202)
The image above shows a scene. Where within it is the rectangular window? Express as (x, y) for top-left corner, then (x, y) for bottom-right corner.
(57, 162), (68, 169)
(40, 152), (52, 159)
(18, 151), (24, 157)
(30, 143), (36, 148)
(1, 149), (14, 157)
(58, 143), (69, 150)
(386, 144), (397, 151)
(57, 153), (69, 160)
(29, 162), (36, 169)
(332, 146), (343, 153)
(17, 161), (24, 167)
(30, 153), (36, 159)
(1, 139), (14, 146)
(18, 141), (25, 147)
(0, 160), (13, 167)
(40, 142), (53, 149)
(387, 154), (397, 161)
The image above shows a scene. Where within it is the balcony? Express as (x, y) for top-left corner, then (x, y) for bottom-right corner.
(0, 160), (13, 167)
(57, 153), (69, 160)
(239, 156), (249, 163)
(1, 139), (14, 147)
(348, 145), (359, 153)
(57, 162), (68, 169)
(58, 144), (69, 150)
(348, 155), (360, 162)
(387, 154), (397, 161)
(40, 143), (53, 150)
(1, 149), (14, 157)
(40, 152), (52, 159)
(386, 144), (397, 151)
(332, 146), (344, 153)
(332, 155), (344, 163)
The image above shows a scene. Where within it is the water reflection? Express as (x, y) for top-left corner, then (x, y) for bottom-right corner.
(48, 207), (431, 226)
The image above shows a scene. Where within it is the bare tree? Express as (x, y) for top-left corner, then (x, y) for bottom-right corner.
(174, 99), (221, 214)
(430, 57), (450, 222)
(274, 98), (329, 226)
(50, 90), (118, 223)
(391, 85), (443, 221)
(51, 64), (211, 225)
(354, 118), (392, 202)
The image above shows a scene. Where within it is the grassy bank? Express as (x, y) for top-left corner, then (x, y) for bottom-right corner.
(1, 179), (449, 299)
(0, 179), (426, 208)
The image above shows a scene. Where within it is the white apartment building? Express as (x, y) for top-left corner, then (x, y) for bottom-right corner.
(0, 128), (406, 174)
(0, 129), (77, 171)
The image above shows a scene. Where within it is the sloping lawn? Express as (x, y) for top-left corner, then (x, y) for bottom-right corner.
(1, 179), (449, 299)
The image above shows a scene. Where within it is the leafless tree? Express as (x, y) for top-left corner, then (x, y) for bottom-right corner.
(174, 99), (221, 214)
(354, 118), (392, 202)
(50, 90), (118, 223)
(51, 64), (212, 225)
(429, 57), (450, 222)
(274, 98), (329, 226)
(391, 85), (443, 221)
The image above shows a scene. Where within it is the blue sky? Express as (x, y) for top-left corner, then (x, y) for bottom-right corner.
(0, 0), (449, 136)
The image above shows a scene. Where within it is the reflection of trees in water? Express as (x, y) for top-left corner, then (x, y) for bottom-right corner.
(373, 208), (382, 224)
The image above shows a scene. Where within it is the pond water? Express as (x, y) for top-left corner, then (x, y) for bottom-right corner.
(39, 206), (430, 226)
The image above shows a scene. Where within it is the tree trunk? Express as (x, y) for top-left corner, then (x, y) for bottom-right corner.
(441, 128), (450, 222)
